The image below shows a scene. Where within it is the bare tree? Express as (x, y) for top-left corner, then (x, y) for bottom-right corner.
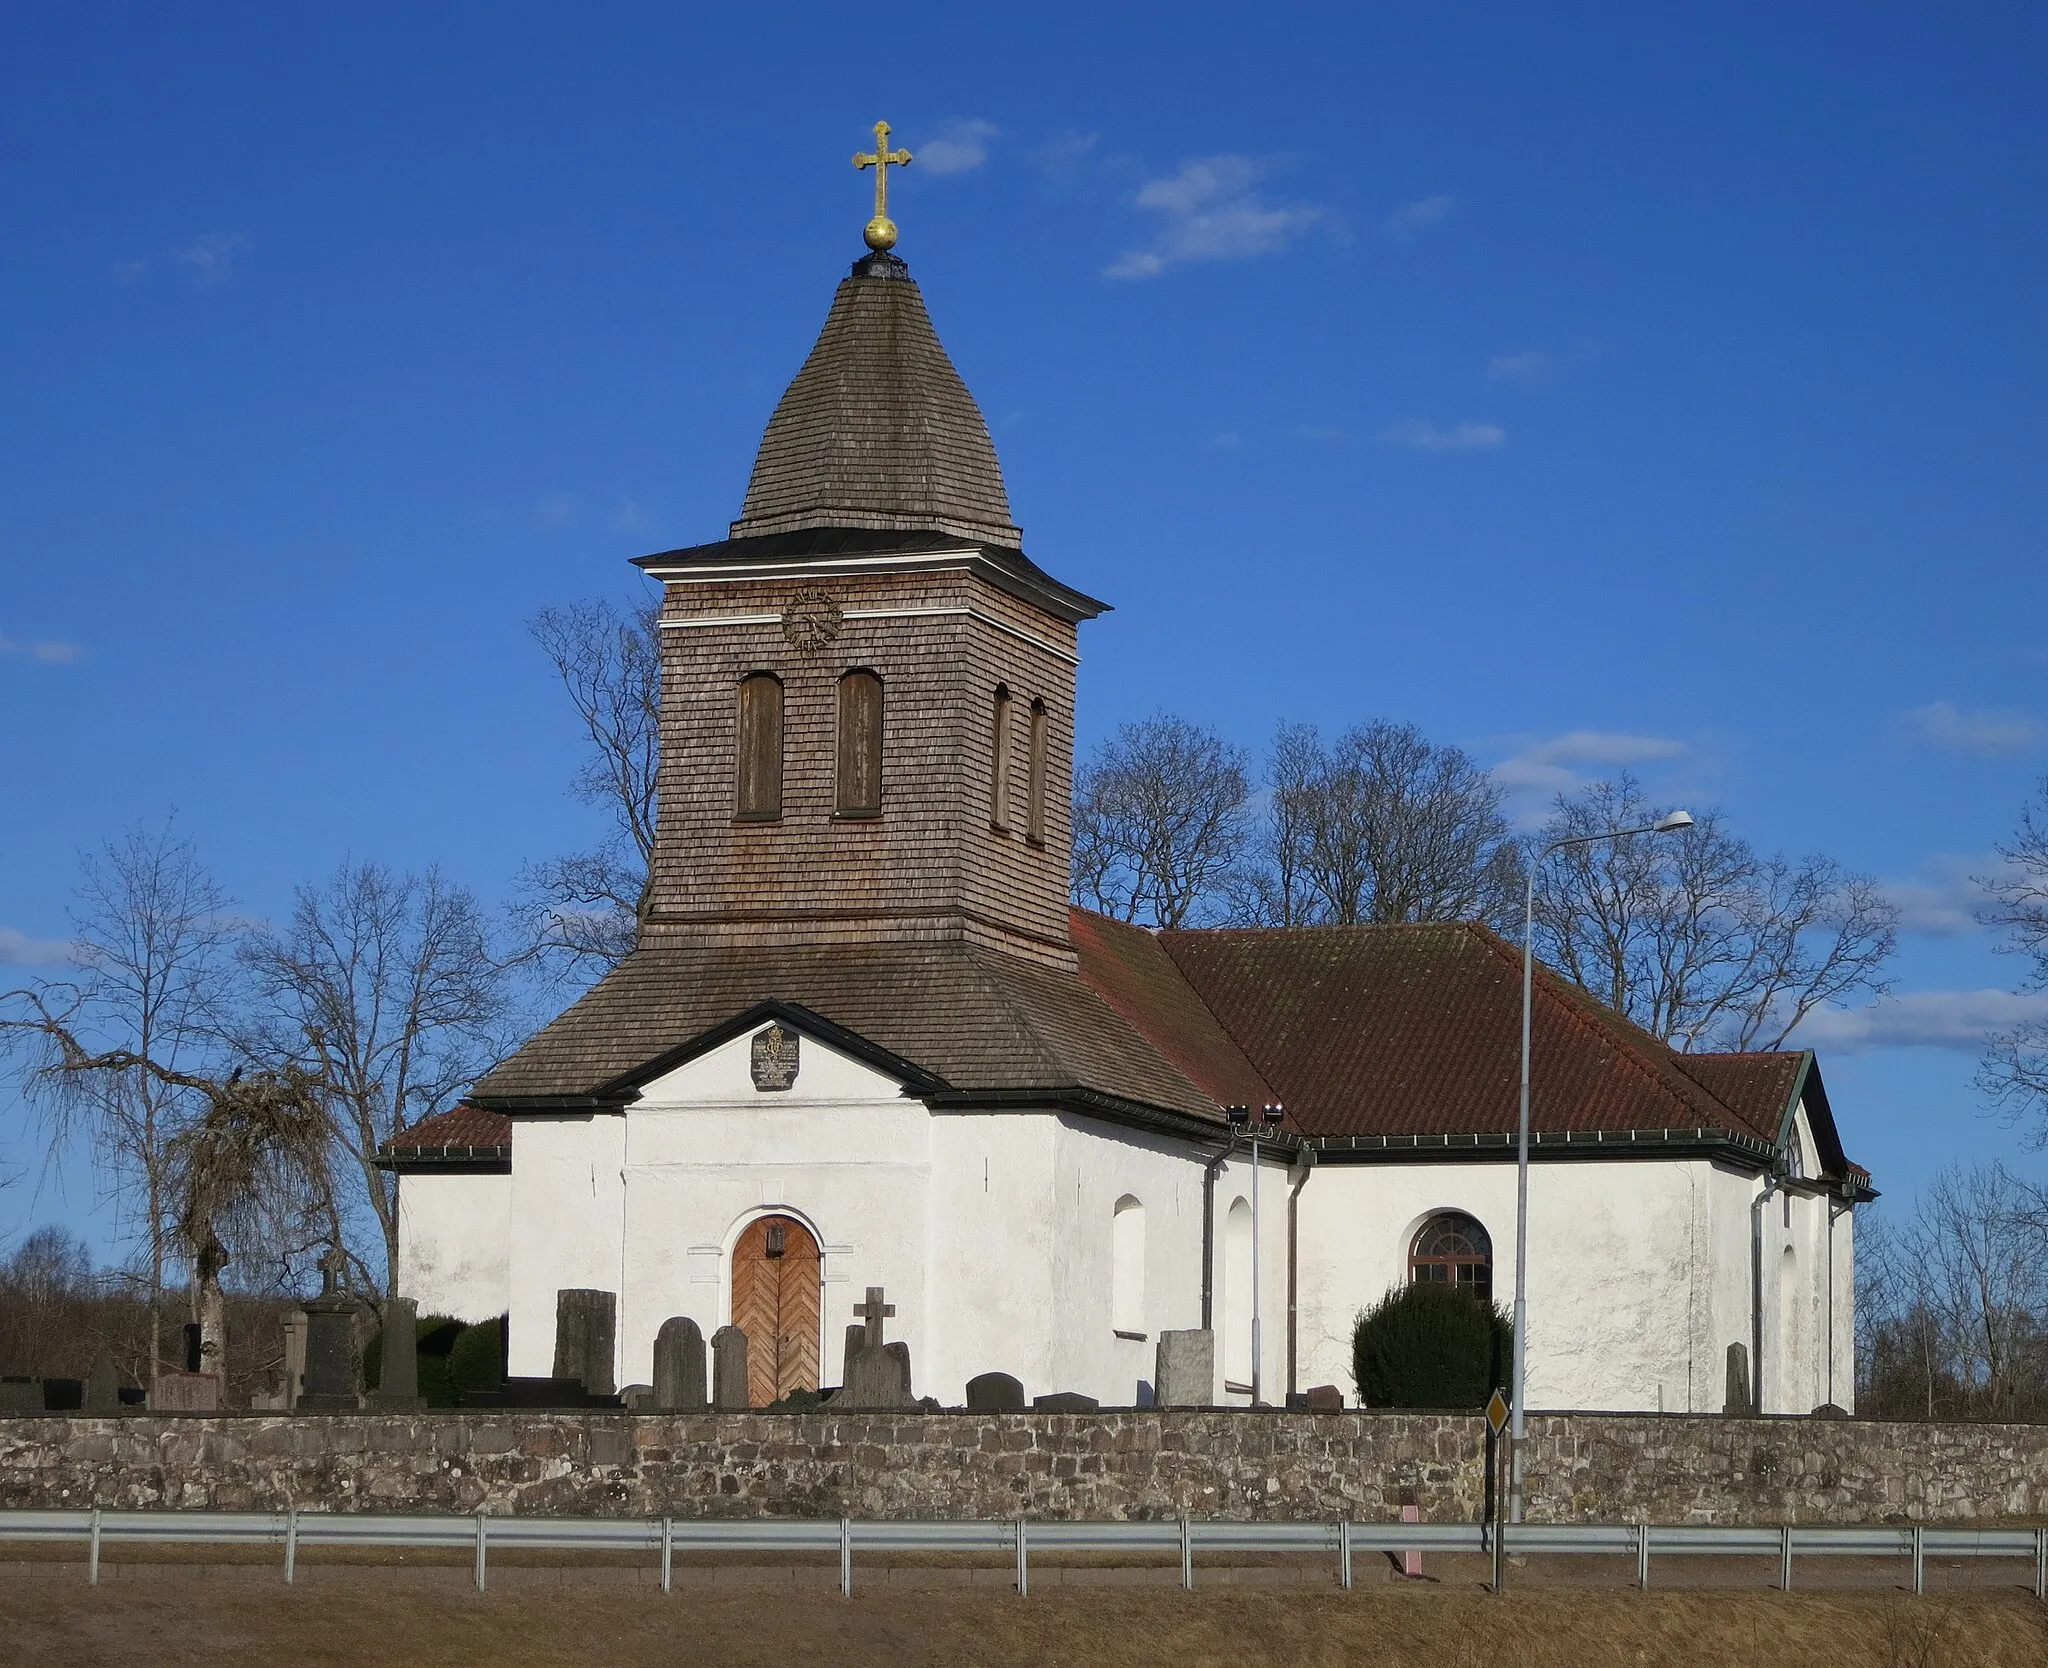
(1238, 720), (1522, 929)
(0, 822), (236, 1375)
(1071, 716), (1253, 928)
(1976, 778), (2048, 1144)
(520, 597), (662, 971)
(1532, 774), (1898, 1050)
(239, 862), (509, 1295)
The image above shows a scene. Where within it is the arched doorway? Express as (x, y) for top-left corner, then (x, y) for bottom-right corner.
(730, 1214), (821, 1407)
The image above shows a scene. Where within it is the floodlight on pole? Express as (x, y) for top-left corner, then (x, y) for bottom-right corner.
(1508, 809), (1694, 1527)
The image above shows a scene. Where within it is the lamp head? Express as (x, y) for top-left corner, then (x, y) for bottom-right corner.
(1653, 810), (1695, 834)
(1224, 1104), (1251, 1131)
(1260, 1103), (1287, 1130)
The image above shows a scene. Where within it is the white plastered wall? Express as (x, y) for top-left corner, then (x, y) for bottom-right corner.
(394, 1169), (511, 1324)
(1209, 1150), (1296, 1405)
(505, 1112), (628, 1378)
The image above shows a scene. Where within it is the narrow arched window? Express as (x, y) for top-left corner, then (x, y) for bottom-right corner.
(836, 669), (883, 817)
(990, 685), (1014, 831)
(1026, 698), (1049, 846)
(1409, 1212), (1492, 1299)
(735, 672), (783, 821)
(1111, 1195), (1146, 1336)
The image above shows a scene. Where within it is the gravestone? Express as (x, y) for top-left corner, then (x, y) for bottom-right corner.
(552, 1288), (617, 1398)
(838, 1287), (914, 1410)
(372, 1297), (423, 1411)
(620, 1383), (655, 1410)
(299, 1249), (364, 1411)
(1302, 1383), (1344, 1412)
(653, 1316), (708, 1412)
(711, 1325), (749, 1410)
(1723, 1342), (1754, 1416)
(84, 1353), (123, 1414)
(1033, 1391), (1099, 1413)
(965, 1371), (1025, 1412)
(1154, 1328), (1214, 1407)
(148, 1371), (220, 1412)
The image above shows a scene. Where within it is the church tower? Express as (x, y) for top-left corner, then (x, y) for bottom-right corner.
(633, 202), (1105, 970)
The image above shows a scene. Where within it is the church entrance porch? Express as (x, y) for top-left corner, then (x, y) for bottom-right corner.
(731, 1214), (822, 1406)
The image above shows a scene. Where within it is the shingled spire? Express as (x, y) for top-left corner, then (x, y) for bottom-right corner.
(729, 249), (1023, 549)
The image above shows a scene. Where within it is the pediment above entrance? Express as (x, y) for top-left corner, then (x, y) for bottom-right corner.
(632, 1006), (921, 1109)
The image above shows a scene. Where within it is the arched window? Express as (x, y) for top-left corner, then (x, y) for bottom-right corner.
(1409, 1212), (1492, 1299)
(1026, 699), (1049, 846)
(1222, 1196), (1253, 1387)
(989, 685), (1014, 831)
(735, 672), (783, 821)
(836, 669), (883, 817)
(1111, 1195), (1145, 1335)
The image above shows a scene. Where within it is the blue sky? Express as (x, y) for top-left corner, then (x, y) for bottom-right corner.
(4, 3), (2046, 1258)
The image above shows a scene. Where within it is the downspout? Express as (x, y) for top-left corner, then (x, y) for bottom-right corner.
(1285, 1145), (1315, 1403)
(1826, 1194), (1851, 1410)
(1750, 1172), (1778, 1414)
(1200, 1141), (1235, 1329)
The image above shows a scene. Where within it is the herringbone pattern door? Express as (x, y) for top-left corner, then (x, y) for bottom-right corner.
(730, 1215), (821, 1407)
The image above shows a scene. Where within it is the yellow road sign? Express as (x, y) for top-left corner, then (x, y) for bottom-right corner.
(1486, 1388), (1510, 1434)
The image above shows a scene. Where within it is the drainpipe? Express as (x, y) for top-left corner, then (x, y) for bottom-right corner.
(1826, 1194), (1851, 1411)
(1285, 1146), (1315, 1403)
(1750, 1172), (1778, 1414)
(1200, 1141), (1235, 1329)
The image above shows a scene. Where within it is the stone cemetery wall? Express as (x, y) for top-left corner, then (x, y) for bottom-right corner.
(2, 1411), (2045, 1525)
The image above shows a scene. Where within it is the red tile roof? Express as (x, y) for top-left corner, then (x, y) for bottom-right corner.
(379, 1103), (513, 1159)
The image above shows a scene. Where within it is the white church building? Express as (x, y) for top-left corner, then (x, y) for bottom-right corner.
(384, 189), (1869, 1419)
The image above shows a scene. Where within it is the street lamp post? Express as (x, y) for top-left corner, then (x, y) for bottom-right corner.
(1509, 809), (1692, 1526)
(1225, 1102), (1287, 1406)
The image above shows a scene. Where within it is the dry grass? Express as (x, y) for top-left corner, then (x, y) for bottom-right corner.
(2, 1569), (2044, 1668)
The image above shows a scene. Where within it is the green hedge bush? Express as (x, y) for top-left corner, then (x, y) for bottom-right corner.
(364, 1314), (467, 1406)
(445, 1314), (507, 1404)
(1351, 1281), (1512, 1410)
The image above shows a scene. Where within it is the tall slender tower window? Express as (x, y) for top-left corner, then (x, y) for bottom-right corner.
(1026, 698), (1049, 846)
(735, 672), (784, 820)
(989, 685), (1014, 831)
(836, 669), (884, 817)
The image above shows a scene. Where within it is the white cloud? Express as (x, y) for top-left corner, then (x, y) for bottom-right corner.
(1883, 853), (2015, 938)
(1106, 156), (1322, 280)
(917, 119), (998, 176)
(1385, 195), (1455, 242)
(1790, 989), (2048, 1054)
(0, 926), (75, 967)
(174, 233), (250, 287)
(1380, 418), (1506, 452)
(1900, 700), (2046, 758)
(0, 632), (82, 665)
(1487, 350), (1549, 381)
(1492, 731), (1689, 798)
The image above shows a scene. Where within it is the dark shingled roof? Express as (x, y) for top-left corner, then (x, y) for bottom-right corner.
(729, 250), (1022, 548)
(470, 939), (1227, 1129)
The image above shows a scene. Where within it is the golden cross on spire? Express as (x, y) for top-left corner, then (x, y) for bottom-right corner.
(852, 120), (913, 251)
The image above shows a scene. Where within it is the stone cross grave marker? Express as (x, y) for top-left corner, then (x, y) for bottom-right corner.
(711, 1325), (749, 1410)
(552, 1288), (617, 1398)
(653, 1316), (708, 1412)
(298, 1259), (363, 1412)
(840, 1286), (913, 1409)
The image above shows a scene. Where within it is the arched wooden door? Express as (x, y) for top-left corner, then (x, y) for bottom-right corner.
(730, 1214), (821, 1407)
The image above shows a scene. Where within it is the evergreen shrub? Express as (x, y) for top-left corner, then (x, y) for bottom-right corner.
(446, 1314), (507, 1403)
(1351, 1281), (1512, 1409)
(363, 1314), (467, 1405)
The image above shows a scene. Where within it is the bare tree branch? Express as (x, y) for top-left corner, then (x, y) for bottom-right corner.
(1070, 716), (1252, 928)
(1976, 777), (2048, 1144)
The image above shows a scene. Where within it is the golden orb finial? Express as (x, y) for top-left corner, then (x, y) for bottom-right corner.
(852, 121), (912, 250)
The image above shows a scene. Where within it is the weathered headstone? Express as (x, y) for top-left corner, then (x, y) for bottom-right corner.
(1032, 1391), (1099, 1413)
(838, 1286), (914, 1410)
(620, 1383), (655, 1410)
(280, 1308), (307, 1410)
(148, 1371), (221, 1412)
(653, 1316), (708, 1412)
(1723, 1342), (1753, 1416)
(1302, 1383), (1344, 1412)
(298, 1250), (363, 1412)
(84, 1353), (123, 1414)
(711, 1325), (749, 1410)
(1812, 1402), (1850, 1420)
(372, 1297), (423, 1411)
(552, 1288), (617, 1398)
(965, 1371), (1025, 1412)
(1154, 1328), (1214, 1408)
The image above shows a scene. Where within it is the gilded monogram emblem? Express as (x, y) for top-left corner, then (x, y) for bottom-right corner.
(780, 588), (844, 652)
(750, 1022), (801, 1091)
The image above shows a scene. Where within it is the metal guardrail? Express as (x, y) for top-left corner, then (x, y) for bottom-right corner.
(1, 1510), (2042, 1599)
